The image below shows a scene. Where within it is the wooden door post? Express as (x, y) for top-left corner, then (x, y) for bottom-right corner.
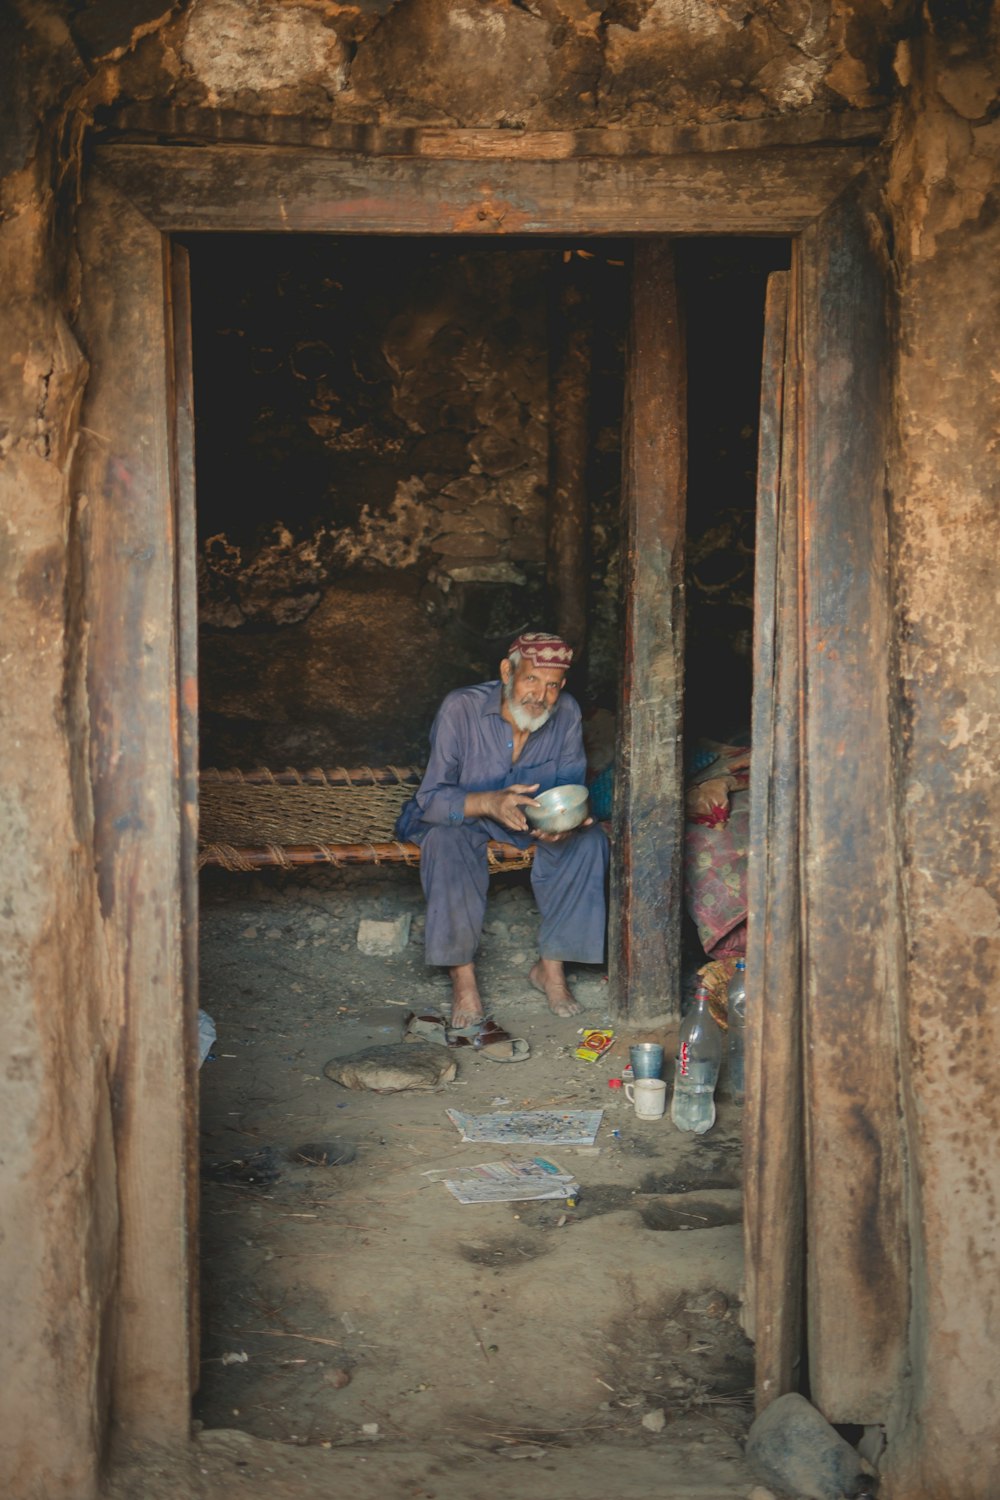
(798, 176), (907, 1424)
(167, 239), (202, 1395)
(610, 241), (687, 1021)
(743, 271), (807, 1408)
(547, 252), (592, 661)
(75, 175), (193, 1439)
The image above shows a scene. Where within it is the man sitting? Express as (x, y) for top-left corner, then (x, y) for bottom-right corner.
(397, 632), (609, 1028)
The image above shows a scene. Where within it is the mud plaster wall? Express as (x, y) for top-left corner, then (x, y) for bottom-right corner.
(0, 15), (126, 1500)
(0, 1), (975, 1498)
(883, 9), (1000, 1497)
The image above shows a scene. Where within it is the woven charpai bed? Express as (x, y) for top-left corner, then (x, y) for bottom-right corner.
(197, 766), (536, 873)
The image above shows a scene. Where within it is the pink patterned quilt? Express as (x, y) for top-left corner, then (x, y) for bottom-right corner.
(683, 785), (749, 958)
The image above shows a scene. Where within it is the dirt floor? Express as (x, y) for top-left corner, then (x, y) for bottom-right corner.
(114, 864), (760, 1499)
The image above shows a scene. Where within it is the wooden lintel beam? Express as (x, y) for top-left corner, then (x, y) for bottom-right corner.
(92, 140), (879, 237)
(95, 106), (890, 160)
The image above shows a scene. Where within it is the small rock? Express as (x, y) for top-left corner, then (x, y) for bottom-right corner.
(747, 1392), (868, 1500)
(265, 927), (282, 940)
(324, 1042), (456, 1092)
(498, 1444), (547, 1460)
(240, 926), (257, 940)
(357, 914), (412, 956)
(748, 1487), (778, 1500)
(641, 1408), (667, 1433)
(325, 1367), (351, 1389)
(361, 1422), (379, 1437)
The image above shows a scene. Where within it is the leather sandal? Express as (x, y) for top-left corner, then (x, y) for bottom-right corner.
(471, 1018), (531, 1063)
(403, 1010), (449, 1046)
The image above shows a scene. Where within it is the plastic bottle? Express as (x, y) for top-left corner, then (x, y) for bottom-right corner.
(671, 982), (723, 1134)
(727, 959), (747, 1104)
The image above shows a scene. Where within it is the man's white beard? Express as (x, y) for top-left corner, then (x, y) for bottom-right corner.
(504, 679), (552, 734)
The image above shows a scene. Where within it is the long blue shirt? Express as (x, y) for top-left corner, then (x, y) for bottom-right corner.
(396, 680), (587, 841)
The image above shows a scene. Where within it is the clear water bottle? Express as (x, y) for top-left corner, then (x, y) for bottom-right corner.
(727, 958), (747, 1104)
(671, 982), (723, 1134)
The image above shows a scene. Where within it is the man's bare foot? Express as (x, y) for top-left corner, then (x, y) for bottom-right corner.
(529, 959), (582, 1018)
(449, 963), (485, 1030)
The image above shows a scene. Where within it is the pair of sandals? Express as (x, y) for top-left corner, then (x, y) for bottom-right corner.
(403, 1010), (530, 1063)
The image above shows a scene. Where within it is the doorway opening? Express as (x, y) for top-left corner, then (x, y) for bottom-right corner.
(186, 232), (784, 1463)
(190, 235), (628, 769)
(677, 239), (790, 998)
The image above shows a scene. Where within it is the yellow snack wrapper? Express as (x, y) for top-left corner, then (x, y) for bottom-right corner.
(574, 1028), (615, 1062)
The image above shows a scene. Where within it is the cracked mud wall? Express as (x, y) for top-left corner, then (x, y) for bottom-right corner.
(0, 9), (148, 1499)
(885, 7), (1000, 1497)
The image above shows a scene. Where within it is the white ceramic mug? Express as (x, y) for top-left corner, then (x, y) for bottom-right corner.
(625, 1078), (667, 1120)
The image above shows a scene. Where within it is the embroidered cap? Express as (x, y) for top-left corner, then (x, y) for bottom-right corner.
(507, 631), (573, 669)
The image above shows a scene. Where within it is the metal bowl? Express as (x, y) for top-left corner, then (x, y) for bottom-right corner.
(523, 783), (590, 834)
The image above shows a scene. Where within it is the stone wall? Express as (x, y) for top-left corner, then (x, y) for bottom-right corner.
(113, 0), (897, 128)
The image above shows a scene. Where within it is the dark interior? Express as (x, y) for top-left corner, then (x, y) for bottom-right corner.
(188, 234), (788, 779)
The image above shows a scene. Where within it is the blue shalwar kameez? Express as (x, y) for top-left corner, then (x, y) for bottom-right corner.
(396, 680), (608, 968)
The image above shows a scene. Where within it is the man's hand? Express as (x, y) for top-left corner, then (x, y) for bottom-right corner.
(465, 784), (541, 833)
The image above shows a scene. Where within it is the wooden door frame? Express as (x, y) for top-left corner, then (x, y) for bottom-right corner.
(75, 118), (895, 1441)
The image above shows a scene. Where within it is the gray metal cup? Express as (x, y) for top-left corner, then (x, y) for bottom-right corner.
(629, 1042), (664, 1080)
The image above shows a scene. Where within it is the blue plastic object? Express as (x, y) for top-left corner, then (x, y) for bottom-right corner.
(588, 764), (614, 820)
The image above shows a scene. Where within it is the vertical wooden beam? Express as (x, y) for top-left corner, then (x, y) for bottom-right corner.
(547, 253), (592, 660)
(743, 271), (807, 1407)
(610, 241), (687, 1021)
(167, 240), (202, 1395)
(75, 173), (192, 1439)
(798, 176), (908, 1422)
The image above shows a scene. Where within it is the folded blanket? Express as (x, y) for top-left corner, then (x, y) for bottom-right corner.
(684, 786), (749, 956)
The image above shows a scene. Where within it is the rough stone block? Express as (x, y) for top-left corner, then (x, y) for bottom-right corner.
(181, 0), (348, 106)
(746, 1393), (869, 1500)
(357, 914), (412, 956)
